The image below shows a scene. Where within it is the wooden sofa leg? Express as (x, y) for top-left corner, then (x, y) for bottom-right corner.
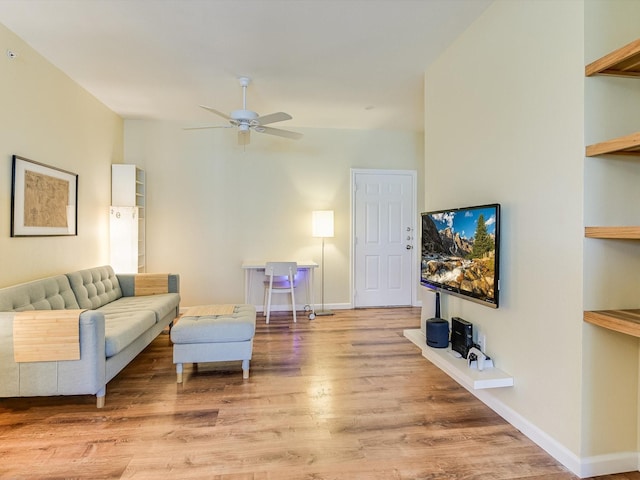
(242, 359), (250, 379)
(96, 387), (106, 408)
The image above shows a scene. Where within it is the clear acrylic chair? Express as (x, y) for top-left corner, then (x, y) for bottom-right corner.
(263, 262), (298, 323)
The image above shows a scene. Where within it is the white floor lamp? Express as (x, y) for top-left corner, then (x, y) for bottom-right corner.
(312, 210), (334, 316)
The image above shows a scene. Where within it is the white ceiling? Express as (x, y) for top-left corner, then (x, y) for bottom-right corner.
(0, 0), (491, 131)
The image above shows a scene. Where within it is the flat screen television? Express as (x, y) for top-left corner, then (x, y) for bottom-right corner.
(420, 203), (500, 308)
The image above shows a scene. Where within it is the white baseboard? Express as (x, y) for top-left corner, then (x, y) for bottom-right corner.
(403, 329), (639, 477)
(255, 302), (421, 313)
(183, 301), (419, 313)
(255, 302), (353, 313)
(472, 389), (582, 474)
(447, 368), (640, 477)
(578, 452), (639, 478)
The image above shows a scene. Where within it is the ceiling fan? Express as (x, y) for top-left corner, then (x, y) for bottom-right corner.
(188, 76), (303, 146)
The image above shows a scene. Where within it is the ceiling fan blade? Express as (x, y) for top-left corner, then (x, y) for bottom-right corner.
(238, 130), (250, 146)
(183, 125), (234, 130)
(254, 112), (292, 126)
(257, 126), (303, 140)
(199, 105), (231, 120)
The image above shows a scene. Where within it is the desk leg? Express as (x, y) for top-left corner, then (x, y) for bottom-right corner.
(244, 269), (252, 305)
(244, 268), (265, 314)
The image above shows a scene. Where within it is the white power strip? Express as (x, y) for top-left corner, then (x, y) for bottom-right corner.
(468, 358), (494, 370)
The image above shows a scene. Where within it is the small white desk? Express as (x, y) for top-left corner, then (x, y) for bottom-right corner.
(241, 261), (318, 318)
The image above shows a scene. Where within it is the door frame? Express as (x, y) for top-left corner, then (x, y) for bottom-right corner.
(350, 168), (419, 308)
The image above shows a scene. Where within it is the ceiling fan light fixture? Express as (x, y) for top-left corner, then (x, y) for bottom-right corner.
(231, 109), (258, 121)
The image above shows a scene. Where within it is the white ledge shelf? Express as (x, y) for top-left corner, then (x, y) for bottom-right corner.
(403, 328), (513, 390)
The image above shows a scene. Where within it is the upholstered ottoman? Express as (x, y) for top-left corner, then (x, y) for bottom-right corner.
(170, 304), (256, 381)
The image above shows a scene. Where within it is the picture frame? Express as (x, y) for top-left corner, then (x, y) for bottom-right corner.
(11, 155), (78, 237)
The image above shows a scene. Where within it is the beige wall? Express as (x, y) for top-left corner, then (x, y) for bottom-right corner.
(0, 22), (123, 287)
(427, 0), (640, 472)
(425, 0), (585, 459)
(4, 0), (639, 473)
(124, 120), (424, 307)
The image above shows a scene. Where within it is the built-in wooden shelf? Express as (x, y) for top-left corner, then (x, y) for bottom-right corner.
(585, 226), (640, 239)
(583, 40), (640, 339)
(586, 38), (640, 77)
(585, 39), (640, 158)
(586, 131), (640, 157)
(584, 309), (640, 338)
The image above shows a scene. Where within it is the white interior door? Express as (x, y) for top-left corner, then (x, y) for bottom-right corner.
(352, 170), (416, 307)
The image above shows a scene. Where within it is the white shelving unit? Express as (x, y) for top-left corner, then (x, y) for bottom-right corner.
(404, 328), (513, 390)
(110, 165), (146, 273)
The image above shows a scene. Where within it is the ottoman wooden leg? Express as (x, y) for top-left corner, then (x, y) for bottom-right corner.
(242, 359), (250, 379)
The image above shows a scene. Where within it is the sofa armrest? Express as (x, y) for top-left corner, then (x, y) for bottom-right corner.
(13, 309), (85, 362)
(0, 310), (106, 399)
(117, 273), (180, 297)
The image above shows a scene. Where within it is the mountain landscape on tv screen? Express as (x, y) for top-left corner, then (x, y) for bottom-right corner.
(421, 212), (496, 301)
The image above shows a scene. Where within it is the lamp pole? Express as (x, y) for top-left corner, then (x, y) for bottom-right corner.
(312, 210), (334, 316)
(317, 235), (334, 315)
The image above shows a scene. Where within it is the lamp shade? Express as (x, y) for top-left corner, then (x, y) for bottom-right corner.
(312, 210), (334, 238)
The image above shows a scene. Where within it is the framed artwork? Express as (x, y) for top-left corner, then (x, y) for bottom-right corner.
(11, 155), (78, 237)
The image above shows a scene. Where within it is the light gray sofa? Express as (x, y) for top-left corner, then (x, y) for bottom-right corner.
(0, 265), (180, 407)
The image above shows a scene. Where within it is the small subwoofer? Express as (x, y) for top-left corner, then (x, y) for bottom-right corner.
(426, 318), (449, 348)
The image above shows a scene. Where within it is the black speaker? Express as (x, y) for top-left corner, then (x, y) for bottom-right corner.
(426, 318), (449, 348)
(451, 317), (473, 358)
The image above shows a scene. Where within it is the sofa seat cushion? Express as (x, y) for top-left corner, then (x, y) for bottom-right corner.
(171, 305), (256, 344)
(101, 293), (180, 323)
(102, 310), (155, 357)
(97, 293), (179, 357)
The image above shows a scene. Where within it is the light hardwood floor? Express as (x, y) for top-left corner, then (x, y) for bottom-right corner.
(0, 307), (638, 479)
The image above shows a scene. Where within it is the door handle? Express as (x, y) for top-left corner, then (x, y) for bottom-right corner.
(406, 245), (413, 250)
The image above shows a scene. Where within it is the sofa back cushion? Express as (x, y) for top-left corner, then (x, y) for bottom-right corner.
(0, 275), (81, 311)
(66, 266), (123, 309)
